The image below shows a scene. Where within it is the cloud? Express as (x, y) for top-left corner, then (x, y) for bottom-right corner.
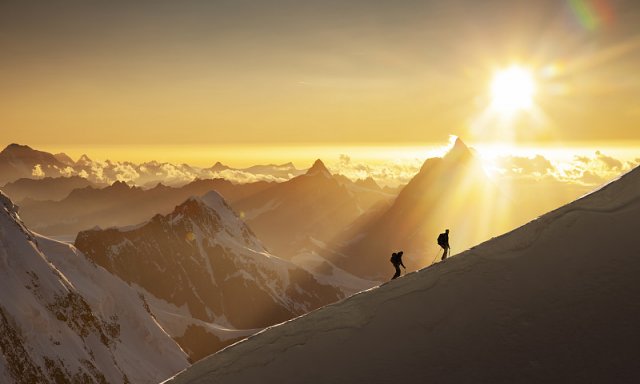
(595, 151), (622, 170)
(330, 158), (422, 187)
(206, 169), (287, 184)
(496, 155), (553, 176)
(112, 163), (140, 183)
(492, 151), (633, 187)
(31, 164), (45, 178)
(58, 166), (75, 177)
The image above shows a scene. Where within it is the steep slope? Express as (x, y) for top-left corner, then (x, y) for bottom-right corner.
(233, 159), (391, 258)
(1, 176), (98, 202)
(164, 165), (640, 384)
(0, 144), (68, 184)
(19, 178), (272, 236)
(331, 138), (509, 279)
(75, 191), (342, 361)
(0, 192), (188, 384)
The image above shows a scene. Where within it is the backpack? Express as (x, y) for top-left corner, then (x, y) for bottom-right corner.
(390, 252), (398, 265)
(437, 233), (446, 245)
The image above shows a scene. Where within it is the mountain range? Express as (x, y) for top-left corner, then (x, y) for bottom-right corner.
(74, 191), (345, 361)
(233, 159), (393, 258)
(17, 178), (273, 237)
(1, 176), (103, 203)
(0, 143), (307, 187)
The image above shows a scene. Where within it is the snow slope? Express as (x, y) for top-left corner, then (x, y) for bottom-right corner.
(0, 191), (189, 384)
(164, 165), (640, 383)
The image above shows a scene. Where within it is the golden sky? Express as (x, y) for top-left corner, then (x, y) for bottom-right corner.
(1, 0), (639, 149)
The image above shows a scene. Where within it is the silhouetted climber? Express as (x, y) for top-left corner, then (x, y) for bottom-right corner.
(390, 251), (405, 280)
(438, 229), (450, 260)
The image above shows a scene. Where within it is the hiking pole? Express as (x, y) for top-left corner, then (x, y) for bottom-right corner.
(431, 249), (441, 265)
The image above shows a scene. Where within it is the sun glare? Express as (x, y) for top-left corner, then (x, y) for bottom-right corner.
(490, 66), (536, 114)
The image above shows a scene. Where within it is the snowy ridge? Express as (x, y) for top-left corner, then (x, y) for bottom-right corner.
(0, 191), (188, 384)
(165, 165), (640, 384)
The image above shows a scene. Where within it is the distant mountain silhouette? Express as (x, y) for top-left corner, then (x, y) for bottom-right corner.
(19, 178), (273, 236)
(330, 138), (510, 279)
(209, 161), (231, 173)
(53, 152), (75, 166)
(232, 159), (393, 258)
(0, 144), (309, 189)
(75, 191), (342, 361)
(0, 143), (68, 184)
(1, 176), (101, 202)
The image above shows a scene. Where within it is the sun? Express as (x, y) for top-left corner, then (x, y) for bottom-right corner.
(490, 66), (536, 114)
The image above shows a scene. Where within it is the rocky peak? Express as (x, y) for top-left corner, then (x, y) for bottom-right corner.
(355, 177), (380, 190)
(210, 162), (230, 172)
(54, 152), (75, 166)
(444, 137), (473, 162)
(110, 180), (130, 190)
(1, 143), (33, 154)
(306, 159), (331, 176)
(76, 154), (92, 164)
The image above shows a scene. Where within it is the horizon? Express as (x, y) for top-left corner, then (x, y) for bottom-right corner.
(1, 139), (638, 169)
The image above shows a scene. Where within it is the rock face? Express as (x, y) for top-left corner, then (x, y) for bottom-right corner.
(163, 164), (640, 384)
(232, 159), (392, 258)
(331, 138), (510, 279)
(0, 191), (189, 384)
(75, 191), (343, 361)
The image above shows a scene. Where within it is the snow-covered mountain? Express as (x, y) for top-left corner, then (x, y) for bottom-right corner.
(330, 138), (509, 279)
(232, 159), (392, 258)
(74, 191), (343, 361)
(163, 164), (640, 384)
(0, 191), (189, 384)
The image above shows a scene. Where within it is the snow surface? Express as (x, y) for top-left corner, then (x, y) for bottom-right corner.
(0, 191), (189, 384)
(164, 166), (640, 384)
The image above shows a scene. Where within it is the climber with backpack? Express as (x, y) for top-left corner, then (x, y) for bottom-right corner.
(390, 251), (406, 280)
(438, 229), (450, 260)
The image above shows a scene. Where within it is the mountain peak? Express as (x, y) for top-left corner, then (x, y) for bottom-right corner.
(54, 152), (75, 165)
(444, 137), (473, 162)
(355, 177), (380, 190)
(210, 161), (230, 172)
(110, 180), (130, 189)
(1, 143), (33, 154)
(306, 159), (331, 176)
(77, 154), (92, 163)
